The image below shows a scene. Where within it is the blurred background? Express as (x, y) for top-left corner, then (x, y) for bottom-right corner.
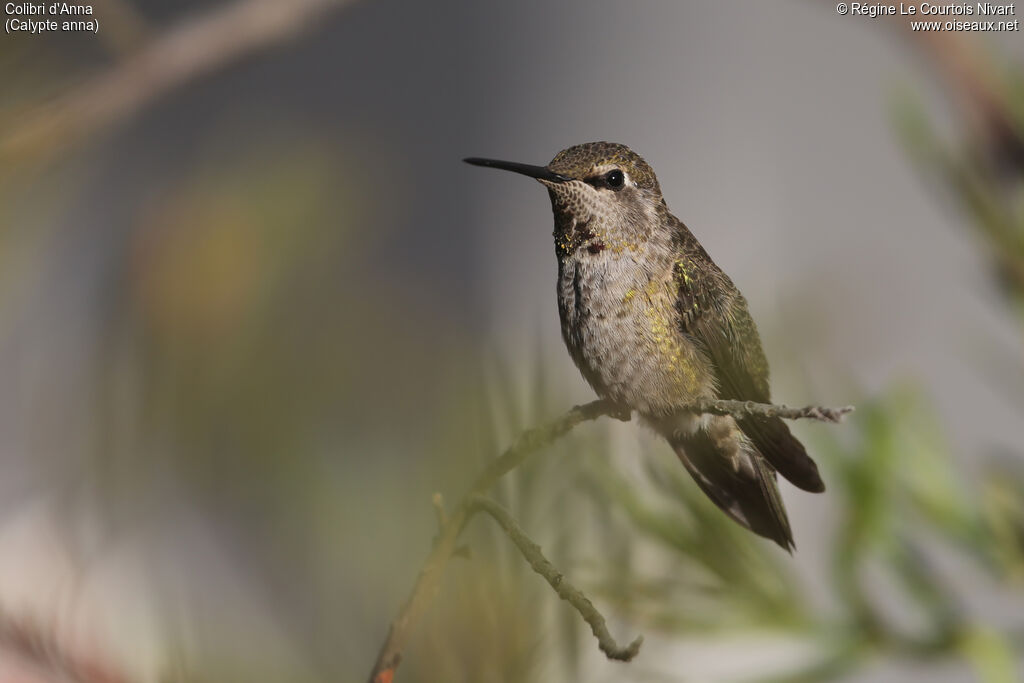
(1, 1), (1024, 681)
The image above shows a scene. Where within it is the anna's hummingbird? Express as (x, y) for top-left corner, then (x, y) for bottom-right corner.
(465, 141), (824, 550)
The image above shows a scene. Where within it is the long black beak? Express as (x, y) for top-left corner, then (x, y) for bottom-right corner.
(463, 157), (571, 183)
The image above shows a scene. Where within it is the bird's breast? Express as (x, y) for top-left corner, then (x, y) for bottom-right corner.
(556, 250), (714, 416)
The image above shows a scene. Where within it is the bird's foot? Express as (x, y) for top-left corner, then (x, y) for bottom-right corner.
(572, 399), (632, 422)
(603, 400), (632, 422)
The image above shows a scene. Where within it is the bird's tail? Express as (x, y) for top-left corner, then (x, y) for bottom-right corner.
(669, 421), (795, 551)
(738, 415), (825, 493)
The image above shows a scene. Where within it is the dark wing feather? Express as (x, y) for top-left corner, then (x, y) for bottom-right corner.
(670, 429), (794, 550)
(672, 227), (825, 493)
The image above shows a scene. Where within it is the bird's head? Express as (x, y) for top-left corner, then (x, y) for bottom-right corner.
(465, 142), (667, 254)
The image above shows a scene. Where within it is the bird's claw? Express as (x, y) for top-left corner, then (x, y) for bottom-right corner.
(605, 401), (632, 422)
(573, 400), (631, 422)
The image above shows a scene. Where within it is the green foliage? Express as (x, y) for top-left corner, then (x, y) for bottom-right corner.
(581, 385), (1023, 681)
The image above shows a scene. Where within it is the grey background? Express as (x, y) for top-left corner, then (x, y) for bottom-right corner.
(1, 1), (1023, 681)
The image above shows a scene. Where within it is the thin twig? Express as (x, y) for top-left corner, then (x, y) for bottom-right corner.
(366, 399), (619, 683)
(1, 0), (360, 169)
(366, 396), (851, 682)
(431, 492), (447, 530)
(689, 399), (854, 423)
(467, 495), (643, 661)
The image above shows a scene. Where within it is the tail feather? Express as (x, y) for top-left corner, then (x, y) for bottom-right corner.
(738, 415), (825, 493)
(670, 428), (795, 551)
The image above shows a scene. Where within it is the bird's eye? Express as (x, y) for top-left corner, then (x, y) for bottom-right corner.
(605, 169), (625, 189)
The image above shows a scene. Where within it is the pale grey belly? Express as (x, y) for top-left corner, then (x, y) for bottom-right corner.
(557, 256), (714, 417)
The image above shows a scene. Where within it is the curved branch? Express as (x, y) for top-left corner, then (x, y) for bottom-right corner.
(366, 399), (620, 683)
(366, 396), (852, 682)
(1, 0), (360, 169)
(467, 495), (643, 661)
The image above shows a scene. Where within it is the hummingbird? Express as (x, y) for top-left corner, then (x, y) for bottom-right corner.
(465, 142), (825, 550)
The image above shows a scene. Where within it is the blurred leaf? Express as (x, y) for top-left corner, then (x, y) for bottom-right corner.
(957, 624), (1018, 683)
(981, 461), (1024, 579)
(130, 139), (348, 344)
(583, 442), (807, 636)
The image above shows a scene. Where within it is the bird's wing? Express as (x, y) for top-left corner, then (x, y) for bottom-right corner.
(672, 240), (825, 493)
